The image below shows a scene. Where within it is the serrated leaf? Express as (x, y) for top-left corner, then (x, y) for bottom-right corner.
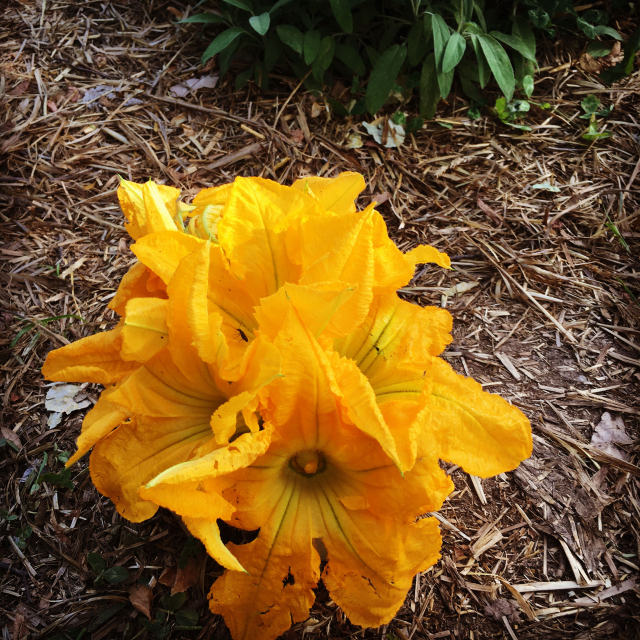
(420, 53), (440, 119)
(249, 12), (270, 36)
(335, 44), (365, 76)
(277, 25), (303, 54)
(329, 0), (352, 33)
(102, 566), (129, 584)
(303, 30), (321, 65)
(365, 44), (407, 115)
(180, 13), (225, 24)
(477, 34), (514, 100)
(442, 32), (466, 73)
(87, 552), (106, 574)
(202, 27), (245, 64)
(581, 94), (600, 114)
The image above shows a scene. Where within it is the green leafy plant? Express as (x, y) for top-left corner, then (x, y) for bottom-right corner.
(11, 314), (81, 355)
(14, 525), (33, 550)
(139, 592), (201, 637)
(580, 94), (612, 140)
(494, 96), (531, 130)
(40, 466), (75, 490)
(0, 508), (18, 522)
(180, 0), (629, 118)
(87, 552), (130, 586)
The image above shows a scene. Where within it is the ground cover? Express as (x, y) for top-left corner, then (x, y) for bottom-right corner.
(1, 2), (639, 639)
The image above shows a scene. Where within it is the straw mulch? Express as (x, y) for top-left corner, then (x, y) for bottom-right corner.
(1, 2), (639, 639)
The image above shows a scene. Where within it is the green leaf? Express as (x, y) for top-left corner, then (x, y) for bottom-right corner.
(528, 8), (550, 29)
(87, 552), (106, 574)
(312, 36), (335, 82)
(40, 467), (74, 490)
(472, 2), (486, 32)
(512, 15), (536, 62)
(431, 13), (451, 70)
(407, 21), (428, 67)
(329, 0), (352, 33)
(219, 38), (241, 77)
(581, 94), (600, 115)
(167, 592), (187, 612)
(249, 12), (270, 36)
(406, 117), (424, 132)
(335, 44), (365, 76)
(587, 42), (612, 58)
(365, 44), (407, 115)
(222, 0), (252, 10)
(269, 0), (295, 12)
(470, 35), (491, 88)
(366, 45), (380, 67)
(265, 32), (282, 71)
(277, 25), (303, 54)
(180, 13), (225, 24)
(235, 65), (254, 90)
(90, 603), (126, 631)
(477, 34), (515, 100)
(490, 31), (536, 63)
(576, 18), (596, 39)
(102, 566), (129, 584)
(420, 53), (440, 119)
(594, 25), (623, 40)
(179, 536), (203, 570)
(583, 9), (609, 25)
(303, 30), (321, 65)
(523, 75), (534, 98)
(326, 97), (350, 116)
(202, 27), (245, 64)
(442, 32), (466, 74)
(174, 610), (199, 627)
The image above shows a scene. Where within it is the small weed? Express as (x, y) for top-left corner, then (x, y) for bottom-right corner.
(87, 552), (130, 586)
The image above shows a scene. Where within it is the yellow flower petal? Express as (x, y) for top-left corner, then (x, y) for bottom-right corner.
(217, 177), (307, 298)
(427, 358), (532, 477)
(66, 385), (129, 466)
(109, 350), (224, 418)
(320, 513), (441, 628)
(109, 261), (166, 317)
(209, 480), (320, 640)
(192, 182), (234, 207)
(120, 298), (169, 362)
(183, 517), (246, 572)
(254, 282), (356, 340)
(334, 293), (453, 396)
(42, 322), (138, 384)
(118, 180), (180, 239)
(91, 415), (213, 522)
(406, 244), (451, 270)
(131, 231), (203, 285)
(292, 172), (365, 217)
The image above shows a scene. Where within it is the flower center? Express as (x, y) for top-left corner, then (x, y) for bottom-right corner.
(290, 450), (325, 476)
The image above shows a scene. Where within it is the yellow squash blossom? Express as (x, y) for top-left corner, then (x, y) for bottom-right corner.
(43, 173), (531, 640)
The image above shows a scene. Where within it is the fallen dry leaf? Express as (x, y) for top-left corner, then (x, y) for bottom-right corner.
(13, 611), (28, 640)
(158, 564), (177, 587)
(170, 75), (219, 98)
(591, 412), (634, 461)
(129, 583), (154, 619)
(10, 79), (31, 96)
(578, 41), (623, 74)
(484, 598), (521, 624)
(1, 427), (22, 450)
(171, 553), (204, 594)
